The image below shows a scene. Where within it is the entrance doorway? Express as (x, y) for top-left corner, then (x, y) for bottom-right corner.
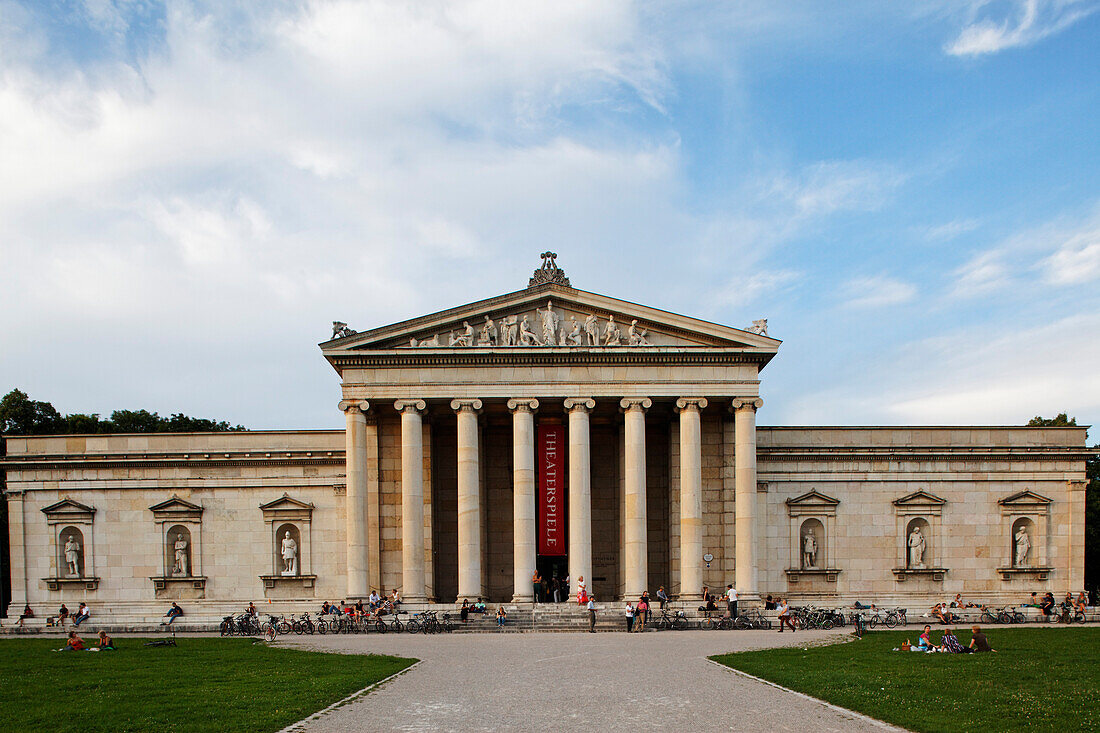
(536, 556), (569, 603)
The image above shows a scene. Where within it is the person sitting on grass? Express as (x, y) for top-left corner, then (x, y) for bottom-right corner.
(162, 602), (183, 626)
(58, 631), (84, 651)
(968, 626), (994, 652)
(91, 631), (115, 651)
(496, 606), (507, 628)
(916, 625), (933, 651)
(938, 628), (967, 653)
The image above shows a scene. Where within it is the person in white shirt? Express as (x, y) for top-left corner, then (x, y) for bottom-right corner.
(625, 603), (635, 633)
(778, 598), (796, 632)
(368, 590), (380, 609)
(725, 585), (738, 619)
(587, 596), (597, 632)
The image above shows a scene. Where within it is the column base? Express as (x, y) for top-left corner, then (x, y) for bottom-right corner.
(511, 594), (534, 604)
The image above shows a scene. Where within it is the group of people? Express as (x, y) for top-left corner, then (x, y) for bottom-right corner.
(317, 590), (403, 621)
(55, 630), (114, 652)
(43, 602), (90, 628)
(907, 625), (994, 653)
(1029, 591), (1088, 619)
(623, 592), (653, 632)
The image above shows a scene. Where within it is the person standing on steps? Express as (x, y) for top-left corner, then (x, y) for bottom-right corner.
(587, 595), (597, 632)
(726, 585), (738, 620)
(532, 570), (542, 603)
(625, 602), (635, 633)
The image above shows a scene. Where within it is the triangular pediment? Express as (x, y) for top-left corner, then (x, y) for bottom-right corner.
(259, 493), (314, 512)
(42, 499), (96, 520)
(893, 490), (947, 506)
(149, 495), (204, 519)
(786, 490), (840, 506)
(999, 490), (1052, 506)
(321, 282), (780, 354)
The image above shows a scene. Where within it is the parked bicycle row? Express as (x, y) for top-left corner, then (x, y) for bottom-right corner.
(220, 610), (455, 639)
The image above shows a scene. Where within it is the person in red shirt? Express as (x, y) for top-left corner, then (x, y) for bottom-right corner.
(61, 631), (84, 651)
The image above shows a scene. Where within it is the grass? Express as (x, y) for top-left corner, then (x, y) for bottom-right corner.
(712, 627), (1100, 732)
(0, 637), (416, 733)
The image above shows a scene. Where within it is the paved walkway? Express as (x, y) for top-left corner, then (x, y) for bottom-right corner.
(282, 630), (901, 732)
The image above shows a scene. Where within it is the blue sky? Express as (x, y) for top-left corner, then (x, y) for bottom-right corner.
(1, 1), (1098, 435)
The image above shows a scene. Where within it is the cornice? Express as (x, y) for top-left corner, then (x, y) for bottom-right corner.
(0, 451), (346, 472)
(329, 349), (774, 370)
(758, 446), (1092, 462)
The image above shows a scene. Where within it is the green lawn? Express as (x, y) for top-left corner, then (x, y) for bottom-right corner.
(713, 627), (1100, 732)
(0, 637), (416, 733)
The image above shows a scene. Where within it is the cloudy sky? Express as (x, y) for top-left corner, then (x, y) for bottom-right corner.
(1, 1), (1098, 435)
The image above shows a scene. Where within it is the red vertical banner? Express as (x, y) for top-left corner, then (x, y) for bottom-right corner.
(538, 424), (566, 556)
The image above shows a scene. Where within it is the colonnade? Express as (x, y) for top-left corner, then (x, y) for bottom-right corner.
(341, 396), (762, 603)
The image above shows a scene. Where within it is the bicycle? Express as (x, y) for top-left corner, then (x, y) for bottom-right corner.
(656, 609), (687, 630)
(852, 613), (865, 639)
(735, 609), (772, 630)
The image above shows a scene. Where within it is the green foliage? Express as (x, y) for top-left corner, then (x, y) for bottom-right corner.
(1027, 413), (1078, 426)
(714, 628), (1100, 732)
(0, 390), (246, 435)
(0, 638), (415, 733)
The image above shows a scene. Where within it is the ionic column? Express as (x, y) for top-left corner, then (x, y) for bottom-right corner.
(564, 398), (594, 599)
(508, 399), (539, 603)
(340, 399), (371, 598)
(732, 397), (763, 596)
(676, 397), (707, 600)
(451, 399), (483, 599)
(621, 397), (652, 598)
(395, 399), (427, 601)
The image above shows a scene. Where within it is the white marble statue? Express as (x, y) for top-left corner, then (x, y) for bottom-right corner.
(748, 319), (768, 336)
(477, 316), (497, 346)
(1014, 526), (1031, 567)
(281, 530), (298, 575)
(173, 533), (189, 576)
(908, 526), (926, 569)
(584, 314), (599, 346)
(64, 535), (81, 576)
(803, 529), (818, 568)
(566, 317), (582, 346)
(500, 316), (518, 346)
(418, 334), (440, 347)
(603, 315), (622, 346)
(627, 319), (649, 346)
(538, 300), (559, 346)
(519, 315), (540, 346)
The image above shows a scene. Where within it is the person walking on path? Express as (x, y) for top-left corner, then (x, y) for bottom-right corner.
(726, 585), (738, 620)
(587, 596), (597, 632)
(625, 602), (635, 633)
(777, 598), (796, 632)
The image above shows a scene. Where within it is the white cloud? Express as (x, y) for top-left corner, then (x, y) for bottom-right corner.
(925, 217), (981, 241)
(768, 160), (904, 218)
(952, 249), (1011, 295)
(839, 275), (917, 308)
(945, 0), (1098, 57)
(1042, 219), (1100, 285)
(713, 269), (802, 309)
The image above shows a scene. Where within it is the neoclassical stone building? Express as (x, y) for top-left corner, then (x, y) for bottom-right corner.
(2, 258), (1090, 616)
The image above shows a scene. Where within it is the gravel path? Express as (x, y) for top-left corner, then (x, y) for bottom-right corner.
(281, 630), (903, 732)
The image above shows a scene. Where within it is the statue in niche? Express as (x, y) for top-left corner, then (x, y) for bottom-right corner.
(802, 528), (818, 569)
(627, 319), (649, 346)
(748, 319), (768, 336)
(173, 533), (189, 576)
(64, 535), (81, 576)
(538, 300), (560, 346)
(418, 334), (440, 347)
(584, 314), (599, 346)
(908, 526), (926, 569)
(1014, 525), (1031, 567)
(500, 316), (518, 346)
(281, 530), (298, 575)
(566, 317), (583, 346)
(603, 315), (622, 346)
(519, 315), (540, 346)
(477, 315), (498, 346)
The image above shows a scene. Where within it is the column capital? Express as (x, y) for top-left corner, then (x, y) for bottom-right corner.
(563, 397), (595, 412)
(730, 397), (764, 412)
(338, 399), (371, 415)
(394, 399), (427, 414)
(675, 397), (708, 412)
(620, 397), (652, 412)
(507, 398), (540, 413)
(450, 398), (483, 413)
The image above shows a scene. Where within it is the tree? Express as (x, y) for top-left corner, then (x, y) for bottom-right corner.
(1028, 413), (1078, 427)
(0, 389), (65, 435)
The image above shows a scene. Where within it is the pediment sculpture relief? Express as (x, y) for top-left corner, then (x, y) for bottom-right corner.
(406, 300), (656, 348)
